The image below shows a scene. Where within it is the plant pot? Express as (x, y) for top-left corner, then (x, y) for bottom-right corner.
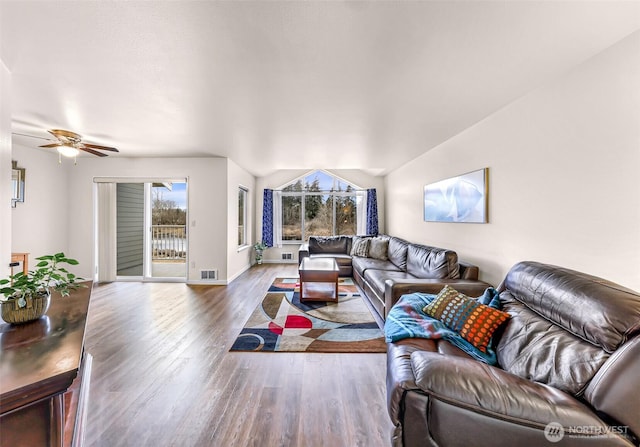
(0, 292), (51, 325)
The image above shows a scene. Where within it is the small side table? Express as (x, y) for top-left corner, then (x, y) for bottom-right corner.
(10, 253), (29, 275)
(299, 257), (340, 302)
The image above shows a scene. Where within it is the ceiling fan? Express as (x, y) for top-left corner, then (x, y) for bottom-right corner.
(13, 129), (119, 161)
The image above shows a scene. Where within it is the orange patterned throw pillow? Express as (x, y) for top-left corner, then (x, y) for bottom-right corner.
(423, 285), (510, 353)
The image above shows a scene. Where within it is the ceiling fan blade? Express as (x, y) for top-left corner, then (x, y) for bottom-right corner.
(83, 143), (119, 152)
(12, 132), (56, 141)
(49, 129), (81, 140)
(39, 143), (61, 148)
(80, 147), (109, 157)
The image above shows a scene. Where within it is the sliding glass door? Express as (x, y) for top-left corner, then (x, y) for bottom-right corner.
(96, 178), (187, 282)
(149, 182), (187, 279)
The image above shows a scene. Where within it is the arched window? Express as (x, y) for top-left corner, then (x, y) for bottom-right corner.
(280, 171), (362, 242)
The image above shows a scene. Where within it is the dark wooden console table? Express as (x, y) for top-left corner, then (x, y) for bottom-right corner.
(0, 282), (93, 447)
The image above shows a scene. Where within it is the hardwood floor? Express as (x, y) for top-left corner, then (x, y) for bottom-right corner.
(83, 264), (393, 446)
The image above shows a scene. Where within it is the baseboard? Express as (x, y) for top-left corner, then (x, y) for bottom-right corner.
(227, 264), (251, 283)
(260, 260), (298, 264)
(185, 263), (294, 285)
(187, 279), (228, 285)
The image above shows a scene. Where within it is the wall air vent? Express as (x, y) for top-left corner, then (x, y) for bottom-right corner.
(282, 252), (293, 261)
(200, 270), (218, 280)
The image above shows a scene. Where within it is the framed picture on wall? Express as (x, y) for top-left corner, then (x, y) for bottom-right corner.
(423, 168), (488, 223)
(11, 160), (25, 208)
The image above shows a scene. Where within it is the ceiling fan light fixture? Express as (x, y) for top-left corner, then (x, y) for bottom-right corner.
(57, 145), (80, 157)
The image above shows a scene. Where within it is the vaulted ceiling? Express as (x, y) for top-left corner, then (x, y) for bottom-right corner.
(2, 1), (639, 176)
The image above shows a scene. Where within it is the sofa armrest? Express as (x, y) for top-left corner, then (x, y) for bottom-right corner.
(584, 336), (640, 439)
(410, 351), (609, 429)
(459, 260), (479, 280)
(298, 243), (309, 266)
(386, 339), (436, 424)
(385, 279), (493, 313)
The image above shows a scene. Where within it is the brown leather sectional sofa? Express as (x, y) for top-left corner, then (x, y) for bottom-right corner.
(298, 234), (491, 321)
(387, 261), (640, 446)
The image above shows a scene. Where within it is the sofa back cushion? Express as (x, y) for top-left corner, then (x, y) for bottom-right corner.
(458, 261), (479, 280)
(387, 236), (409, 270)
(497, 291), (610, 396)
(501, 261), (640, 352)
(309, 236), (351, 255)
(496, 261), (640, 397)
(368, 236), (389, 260)
(350, 237), (370, 257)
(406, 244), (460, 279)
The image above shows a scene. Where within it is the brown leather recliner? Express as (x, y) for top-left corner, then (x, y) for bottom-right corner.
(387, 261), (640, 446)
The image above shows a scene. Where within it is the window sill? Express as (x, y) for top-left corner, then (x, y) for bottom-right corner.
(238, 245), (250, 253)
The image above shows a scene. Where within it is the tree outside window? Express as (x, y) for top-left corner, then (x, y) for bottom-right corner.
(281, 171), (358, 242)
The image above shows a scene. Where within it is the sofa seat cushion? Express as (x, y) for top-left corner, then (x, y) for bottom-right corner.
(309, 253), (352, 267)
(363, 269), (417, 296)
(411, 351), (612, 429)
(385, 288), (504, 364)
(352, 256), (402, 276)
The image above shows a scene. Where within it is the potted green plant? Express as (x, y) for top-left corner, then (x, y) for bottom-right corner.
(253, 241), (268, 265)
(0, 252), (84, 324)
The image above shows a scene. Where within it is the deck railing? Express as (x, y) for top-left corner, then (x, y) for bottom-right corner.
(152, 225), (187, 260)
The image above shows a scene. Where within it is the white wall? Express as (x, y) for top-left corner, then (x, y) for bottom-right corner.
(11, 145), (71, 267)
(255, 169), (386, 263)
(226, 158), (256, 281)
(66, 157), (229, 282)
(0, 59), (11, 276)
(385, 31), (640, 291)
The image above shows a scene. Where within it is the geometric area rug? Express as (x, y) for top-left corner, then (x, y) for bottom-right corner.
(229, 277), (386, 353)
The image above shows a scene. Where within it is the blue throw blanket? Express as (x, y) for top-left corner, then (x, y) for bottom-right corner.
(384, 288), (502, 365)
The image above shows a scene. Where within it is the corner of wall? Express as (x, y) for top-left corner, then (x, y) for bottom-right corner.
(0, 59), (12, 276)
(226, 158), (257, 282)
